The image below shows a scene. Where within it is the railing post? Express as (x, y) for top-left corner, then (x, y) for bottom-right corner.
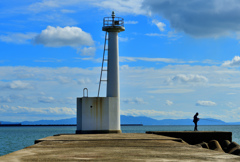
(83, 88), (88, 97)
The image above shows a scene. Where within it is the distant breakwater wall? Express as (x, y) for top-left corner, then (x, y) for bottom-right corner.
(147, 131), (240, 156)
(146, 131), (232, 145)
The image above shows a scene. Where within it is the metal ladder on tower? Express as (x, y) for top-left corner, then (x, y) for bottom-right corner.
(98, 31), (108, 97)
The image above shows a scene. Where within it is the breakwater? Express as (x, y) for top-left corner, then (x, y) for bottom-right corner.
(147, 131), (240, 156)
(1, 132), (240, 161)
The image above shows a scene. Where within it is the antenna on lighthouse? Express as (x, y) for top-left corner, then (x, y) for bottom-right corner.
(112, 11), (115, 18)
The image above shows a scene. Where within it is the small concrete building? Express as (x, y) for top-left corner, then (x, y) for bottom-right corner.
(76, 12), (125, 134)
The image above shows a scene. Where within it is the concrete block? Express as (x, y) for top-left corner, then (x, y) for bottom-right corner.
(219, 140), (231, 152)
(226, 142), (239, 153)
(208, 140), (224, 152)
(230, 148), (240, 155)
(195, 142), (209, 149)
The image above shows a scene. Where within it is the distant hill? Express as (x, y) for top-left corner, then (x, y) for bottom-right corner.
(0, 115), (234, 125)
(197, 118), (227, 125)
(120, 115), (228, 125)
(21, 118), (76, 125)
(0, 121), (21, 124)
(120, 115), (159, 125)
(227, 122), (240, 125)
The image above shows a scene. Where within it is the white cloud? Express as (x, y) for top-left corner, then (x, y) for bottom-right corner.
(61, 9), (76, 13)
(125, 21), (138, 24)
(120, 65), (130, 70)
(142, 0), (240, 38)
(226, 102), (236, 108)
(33, 26), (94, 47)
(0, 105), (75, 115)
(119, 37), (129, 42)
(77, 78), (91, 85)
(2, 80), (33, 90)
(0, 66), (98, 83)
(122, 97), (147, 104)
(27, 0), (145, 16)
(0, 33), (37, 44)
(59, 97), (75, 105)
(11, 0), (240, 40)
(120, 56), (184, 63)
(0, 96), (12, 103)
(79, 47), (96, 56)
(196, 100), (217, 107)
(28, 0), (83, 13)
(29, 0), (61, 11)
(57, 76), (72, 84)
(222, 56), (240, 67)
(1, 64), (240, 121)
(10, 94), (25, 100)
(166, 74), (208, 84)
(225, 107), (240, 121)
(74, 57), (102, 63)
(34, 58), (62, 63)
(152, 19), (166, 32)
(145, 33), (165, 37)
(149, 88), (194, 94)
(0, 95), (24, 103)
(166, 100), (173, 106)
(93, 0), (147, 15)
(145, 31), (182, 41)
(227, 93), (237, 95)
(38, 96), (55, 103)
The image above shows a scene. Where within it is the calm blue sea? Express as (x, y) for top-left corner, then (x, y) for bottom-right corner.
(1, 125), (240, 156)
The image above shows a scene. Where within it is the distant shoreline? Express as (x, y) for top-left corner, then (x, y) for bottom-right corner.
(121, 124), (143, 126)
(0, 124), (143, 126)
(0, 124), (76, 126)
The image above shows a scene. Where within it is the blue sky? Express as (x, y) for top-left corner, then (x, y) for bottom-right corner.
(1, 0), (240, 122)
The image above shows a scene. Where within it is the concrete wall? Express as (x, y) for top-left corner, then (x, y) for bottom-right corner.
(76, 97), (121, 134)
(146, 131), (232, 145)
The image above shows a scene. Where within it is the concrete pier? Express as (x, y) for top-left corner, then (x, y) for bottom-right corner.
(1, 132), (240, 161)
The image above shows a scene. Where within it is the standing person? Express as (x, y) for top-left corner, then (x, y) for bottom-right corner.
(193, 112), (199, 131)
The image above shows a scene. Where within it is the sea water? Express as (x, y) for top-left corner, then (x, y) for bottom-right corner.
(1, 125), (240, 156)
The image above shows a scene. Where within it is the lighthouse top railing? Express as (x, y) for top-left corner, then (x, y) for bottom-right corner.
(103, 17), (124, 28)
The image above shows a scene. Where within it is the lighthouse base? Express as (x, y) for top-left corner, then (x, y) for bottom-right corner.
(76, 130), (121, 134)
(76, 97), (121, 134)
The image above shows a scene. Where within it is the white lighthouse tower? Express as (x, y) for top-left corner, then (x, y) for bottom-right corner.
(103, 11), (125, 98)
(76, 11), (125, 134)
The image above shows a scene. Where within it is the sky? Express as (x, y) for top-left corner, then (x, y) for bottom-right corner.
(1, 0), (240, 122)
